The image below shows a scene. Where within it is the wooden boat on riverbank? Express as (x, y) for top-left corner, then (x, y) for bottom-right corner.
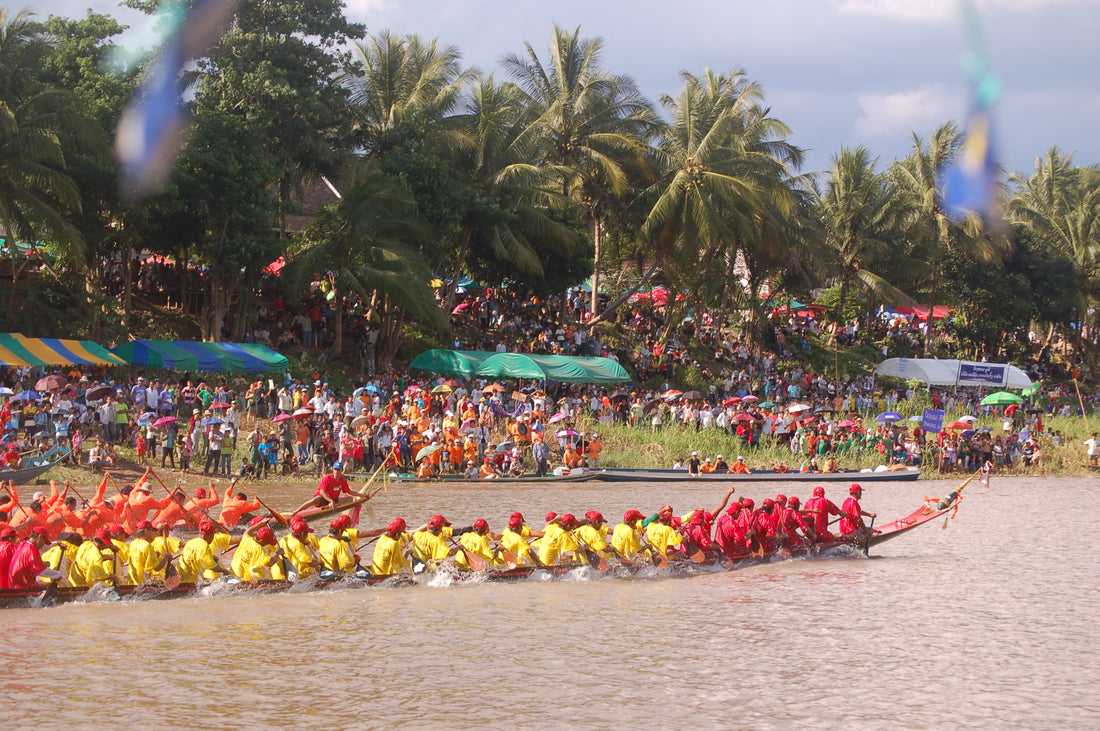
(597, 466), (920, 483)
(0, 445), (71, 485)
(0, 472), (974, 609)
(363, 470), (603, 485)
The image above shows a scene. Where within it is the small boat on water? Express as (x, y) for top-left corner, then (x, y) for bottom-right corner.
(0, 445), (71, 485)
(597, 466), (921, 483)
(0, 473), (974, 609)
(366, 470), (603, 485)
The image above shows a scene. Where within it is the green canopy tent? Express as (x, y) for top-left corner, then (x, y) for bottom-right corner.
(112, 340), (288, 373)
(410, 349), (630, 384)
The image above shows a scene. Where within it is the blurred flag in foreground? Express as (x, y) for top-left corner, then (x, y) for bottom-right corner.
(115, 0), (239, 200)
(937, 0), (1000, 222)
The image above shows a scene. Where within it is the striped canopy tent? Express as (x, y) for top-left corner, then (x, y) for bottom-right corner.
(0, 333), (126, 366)
(112, 340), (289, 373)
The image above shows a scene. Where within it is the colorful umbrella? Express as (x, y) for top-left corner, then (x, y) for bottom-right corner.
(482, 384), (505, 393)
(788, 404), (811, 413)
(555, 429), (578, 438)
(137, 411), (157, 426)
(85, 385), (113, 401)
(14, 390), (39, 401)
(547, 413), (569, 424)
(431, 384), (452, 394)
(415, 444), (442, 462)
(293, 408), (314, 418)
(153, 416), (178, 427)
(35, 374), (67, 391)
(201, 417), (224, 426)
(272, 413), (293, 422)
(662, 389), (683, 400)
(741, 395), (759, 403)
(759, 401), (776, 409)
(980, 392), (1023, 406)
(451, 303), (469, 314)
(722, 397), (741, 407)
(836, 420), (856, 427)
(733, 413), (755, 422)
(0, 387), (12, 395)
(945, 421), (971, 430)
(959, 415), (978, 423)
(210, 401), (230, 409)
(351, 415), (371, 427)
(443, 379), (461, 388)
(874, 411), (903, 422)
(496, 441), (515, 451)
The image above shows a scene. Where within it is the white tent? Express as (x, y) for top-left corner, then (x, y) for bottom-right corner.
(874, 358), (1034, 389)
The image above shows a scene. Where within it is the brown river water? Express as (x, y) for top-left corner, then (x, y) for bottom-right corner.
(3, 474), (1098, 730)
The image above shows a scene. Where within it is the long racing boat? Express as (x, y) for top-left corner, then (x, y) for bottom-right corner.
(596, 466), (921, 483)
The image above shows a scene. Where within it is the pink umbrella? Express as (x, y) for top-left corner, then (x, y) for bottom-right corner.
(733, 413), (755, 422)
(451, 303), (469, 314)
(741, 395), (759, 403)
(460, 418), (476, 431)
(153, 416), (178, 427)
(555, 429), (578, 438)
(273, 413), (293, 422)
(836, 420), (856, 427)
(548, 412), (569, 424)
(211, 401), (230, 409)
(722, 397), (741, 407)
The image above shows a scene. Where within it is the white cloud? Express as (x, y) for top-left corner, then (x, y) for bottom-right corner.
(835, 0), (1087, 22)
(854, 85), (960, 137)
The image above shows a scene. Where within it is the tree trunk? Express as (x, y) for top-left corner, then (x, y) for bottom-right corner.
(923, 265), (937, 356)
(444, 229), (473, 311)
(586, 261), (661, 329)
(123, 243), (133, 334)
(590, 216), (601, 317)
(178, 246), (188, 312)
(200, 270), (234, 342)
(334, 298), (344, 355)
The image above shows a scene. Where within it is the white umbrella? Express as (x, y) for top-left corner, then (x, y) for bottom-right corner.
(788, 403), (811, 413)
(959, 415), (978, 423)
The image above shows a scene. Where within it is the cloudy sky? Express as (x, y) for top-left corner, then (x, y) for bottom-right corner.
(36, 0), (1100, 175)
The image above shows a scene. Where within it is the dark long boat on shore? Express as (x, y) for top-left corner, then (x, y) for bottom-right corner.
(0, 472), (975, 609)
(0, 445), (71, 485)
(596, 466), (921, 483)
(356, 471), (603, 485)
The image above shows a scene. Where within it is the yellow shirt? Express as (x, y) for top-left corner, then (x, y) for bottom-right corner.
(72, 541), (115, 587)
(500, 527), (535, 566)
(412, 530), (451, 564)
(231, 534), (279, 581)
(41, 543), (80, 586)
(611, 523), (643, 559)
(150, 535), (182, 579)
(371, 533), (409, 576)
(277, 534), (320, 578)
(645, 522), (683, 556)
(177, 536), (220, 583)
(128, 537), (160, 585)
(318, 529), (360, 573)
(537, 523), (579, 566)
(454, 531), (500, 570)
(572, 524), (609, 565)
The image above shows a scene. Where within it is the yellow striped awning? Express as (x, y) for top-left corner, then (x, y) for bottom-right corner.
(0, 333), (126, 366)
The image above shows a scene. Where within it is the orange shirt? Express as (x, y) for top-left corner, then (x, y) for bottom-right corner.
(151, 501), (196, 528)
(731, 463), (750, 474)
(219, 496), (263, 527)
(563, 450), (581, 469)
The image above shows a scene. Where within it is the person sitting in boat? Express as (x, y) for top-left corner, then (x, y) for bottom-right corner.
(416, 458), (438, 479)
(41, 531), (82, 587)
(274, 517), (321, 580)
(500, 512), (542, 567)
(714, 503), (745, 561)
(712, 455), (730, 471)
(478, 457), (500, 479)
(177, 520), (237, 584)
(410, 514), (456, 570)
(644, 506), (683, 560)
(776, 495), (816, 550)
(687, 451), (701, 476)
(291, 462), (368, 516)
(1, 443), (21, 470)
(319, 515), (379, 578)
(370, 518), (410, 576)
(822, 455), (840, 473)
(71, 527), (119, 587)
(839, 484), (875, 539)
(731, 455), (751, 474)
(454, 518), (504, 570)
(507, 449), (526, 478)
(231, 523), (284, 582)
(537, 513), (578, 566)
(699, 457), (716, 473)
(804, 486), (843, 543)
(611, 509), (647, 562)
(672, 458), (686, 470)
(463, 459), (479, 479)
(773, 461), (790, 473)
(7, 527), (51, 589)
(572, 511), (614, 566)
(561, 444), (582, 473)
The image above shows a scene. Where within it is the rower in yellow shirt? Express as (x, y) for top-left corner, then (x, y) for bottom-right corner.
(150, 521), (182, 581)
(411, 514), (456, 570)
(71, 528), (119, 587)
(454, 519), (502, 570)
(177, 520), (235, 583)
(611, 509), (648, 561)
(371, 518), (410, 576)
(500, 512), (543, 567)
(128, 520), (170, 585)
(231, 524), (284, 581)
(318, 514), (381, 576)
(644, 506), (683, 559)
(537, 513), (581, 566)
(573, 511), (613, 564)
(274, 517), (321, 580)
(41, 532), (83, 587)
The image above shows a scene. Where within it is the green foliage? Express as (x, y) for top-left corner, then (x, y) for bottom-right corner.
(815, 284), (867, 323)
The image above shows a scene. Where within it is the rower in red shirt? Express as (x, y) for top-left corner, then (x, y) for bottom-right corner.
(839, 484), (876, 536)
(777, 495), (815, 550)
(8, 527), (50, 589)
(804, 486), (843, 543)
(0, 526), (16, 589)
(713, 503), (745, 560)
(292, 462), (368, 515)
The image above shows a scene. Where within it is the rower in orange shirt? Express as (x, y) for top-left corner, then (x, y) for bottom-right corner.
(123, 479), (171, 534)
(219, 489), (263, 527)
(184, 485), (221, 522)
(151, 490), (198, 528)
(416, 459), (438, 479)
(731, 455), (752, 474)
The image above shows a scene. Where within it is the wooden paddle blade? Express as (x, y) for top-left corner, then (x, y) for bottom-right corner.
(164, 572), (182, 590)
(596, 557), (608, 572)
(463, 548), (486, 572)
(690, 549), (706, 564)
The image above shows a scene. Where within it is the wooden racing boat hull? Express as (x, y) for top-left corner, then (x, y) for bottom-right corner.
(0, 446), (72, 485)
(369, 471), (602, 484)
(596, 467), (920, 483)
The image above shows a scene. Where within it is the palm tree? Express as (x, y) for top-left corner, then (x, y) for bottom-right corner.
(503, 24), (657, 317)
(291, 160), (445, 358)
(445, 75), (581, 303)
(1008, 147), (1100, 339)
(818, 146), (905, 321)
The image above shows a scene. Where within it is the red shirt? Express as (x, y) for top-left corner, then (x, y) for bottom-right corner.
(315, 473), (351, 501)
(840, 496), (865, 535)
(779, 507), (813, 548)
(0, 541), (14, 589)
(805, 496), (842, 539)
(8, 540), (46, 589)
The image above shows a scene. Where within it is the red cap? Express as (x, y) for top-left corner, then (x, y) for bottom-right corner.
(198, 519), (216, 534)
(331, 515), (352, 531)
(658, 504), (673, 516)
(135, 520), (154, 531)
(256, 526), (277, 545)
(194, 487), (207, 498)
(585, 510), (606, 524)
(474, 518), (489, 532)
(850, 483), (863, 494)
(94, 527), (113, 544)
(508, 512), (524, 529)
(787, 496), (801, 506)
(387, 517), (407, 535)
(775, 494), (787, 504)
(30, 526), (49, 539)
(725, 503), (741, 515)
(741, 498), (755, 509)
(291, 518), (313, 534)
(249, 515), (267, 527)
(813, 486), (825, 497)
(559, 513), (577, 528)
(545, 511), (557, 523)
(428, 514), (451, 529)
(762, 499), (774, 507)
(0, 527), (15, 539)
(623, 509), (646, 523)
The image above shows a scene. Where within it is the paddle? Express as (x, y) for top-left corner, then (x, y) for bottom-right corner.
(570, 531), (606, 572)
(639, 535), (669, 569)
(235, 480), (289, 525)
(450, 538), (486, 572)
(147, 469), (200, 529)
